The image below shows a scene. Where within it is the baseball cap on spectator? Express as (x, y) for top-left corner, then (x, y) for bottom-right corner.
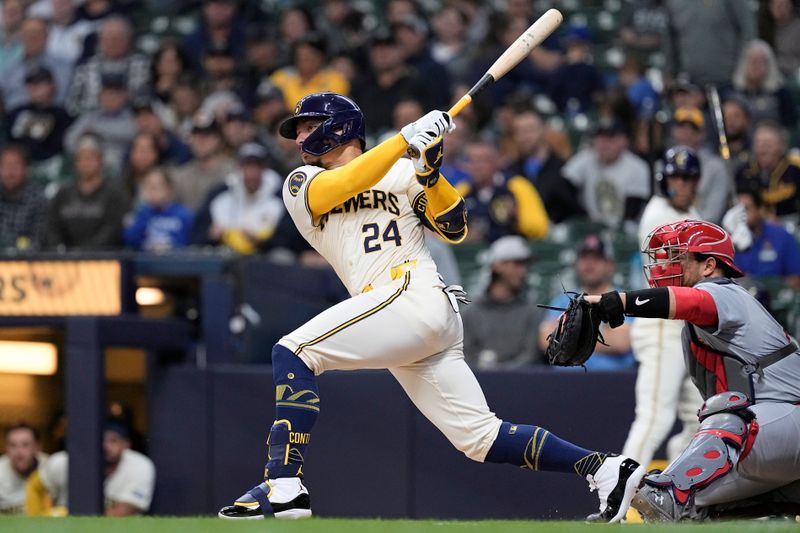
(723, 92), (752, 118)
(255, 80), (284, 103)
(24, 65), (53, 84)
(238, 142), (269, 165)
(591, 117), (625, 137)
(486, 236), (532, 264)
(205, 44), (234, 58)
(225, 107), (250, 123)
(564, 24), (592, 45)
(105, 419), (131, 441)
(100, 71), (128, 90)
(371, 29), (397, 47)
(191, 112), (220, 135)
(674, 107), (704, 130)
(294, 32), (327, 56)
(671, 74), (700, 95)
(577, 234), (613, 260)
(391, 14), (428, 36)
(132, 98), (156, 114)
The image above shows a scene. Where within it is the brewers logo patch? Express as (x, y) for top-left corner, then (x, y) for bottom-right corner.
(288, 171), (307, 197)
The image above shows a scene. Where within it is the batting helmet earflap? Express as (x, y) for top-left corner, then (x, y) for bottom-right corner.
(278, 92), (366, 156)
(643, 220), (744, 287)
(656, 145), (701, 197)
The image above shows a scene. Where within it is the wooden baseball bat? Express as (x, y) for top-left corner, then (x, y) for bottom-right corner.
(408, 8), (563, 157)
(707, 85), (730, 161)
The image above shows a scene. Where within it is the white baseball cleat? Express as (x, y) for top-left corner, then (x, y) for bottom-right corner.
(585, 455), (646, 523)
(218, 477), (312, 520)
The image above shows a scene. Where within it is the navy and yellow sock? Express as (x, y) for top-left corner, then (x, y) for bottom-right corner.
(265, 344), (319, 479)
(484, 422), (607, 477)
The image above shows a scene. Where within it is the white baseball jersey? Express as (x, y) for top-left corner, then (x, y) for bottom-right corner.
(282, 159), (440, 296)
(278, 158), (503, 462)
(0, 454), (46, 514)
(39, 449), (156, 512)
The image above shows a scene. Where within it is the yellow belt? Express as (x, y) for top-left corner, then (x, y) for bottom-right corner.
(361, 260), (417, 293)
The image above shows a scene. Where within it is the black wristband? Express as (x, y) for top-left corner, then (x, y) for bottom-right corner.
(623, 288), (670, 318)
(598, 291), (625, 328)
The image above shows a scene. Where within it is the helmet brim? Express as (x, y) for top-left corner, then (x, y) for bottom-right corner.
(278, 112), (330, 140)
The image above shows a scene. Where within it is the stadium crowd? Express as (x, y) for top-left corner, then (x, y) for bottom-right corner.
(0, 1), (800, 358)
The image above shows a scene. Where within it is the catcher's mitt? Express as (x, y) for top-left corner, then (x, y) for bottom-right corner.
(540, 292), (604, 367)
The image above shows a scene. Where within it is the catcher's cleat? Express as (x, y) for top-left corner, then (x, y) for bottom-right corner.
(218, 477), (312, 520)
(631, 482), (684, 521)
(585, 455), (646, 523)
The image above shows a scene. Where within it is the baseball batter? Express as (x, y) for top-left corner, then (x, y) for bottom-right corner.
(218, 92), (645, 522)
(586, 220), (800, 520)
(622, 147), (704, 469)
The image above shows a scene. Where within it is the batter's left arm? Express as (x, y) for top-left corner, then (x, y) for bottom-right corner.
(408, 134), (467, 243)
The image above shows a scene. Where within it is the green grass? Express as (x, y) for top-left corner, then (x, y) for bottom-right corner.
(1, 517), (799, 533)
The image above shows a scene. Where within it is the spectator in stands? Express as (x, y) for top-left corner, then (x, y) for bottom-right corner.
(387, 97), (424, 144)
(124, 168), (193, 251)
(619, 0), (668, 57)
(617, 56), (660, 120)
(270, 33), (349, 109)
(200, 45), (241, 99)
(457, 141), (548, 242)
(278, 5), (315, 51)
(538, 234), (635, 370)
(47, 134), (128, 250)
(122, 132), (163, 199)
(65, 71), (137, 178)
(561, 118), (650, 229)
(0, 17), (72, 111)
(241, 29), (280, 102)
(172, 113), (236, 212)
(183, 0), (246, 74)
(548, 24), (604, 115)
(734, 187), (800, 288)
(386, 0), (422, 23)
(765, 0), (800, 79)
(39, 420), (156, 516)
(391, 14), (451, 109)
(0, 423), (45, 515)
(670, 107), (732, 223)
(736, 120), (800, 221)
(0, 146), (47, 250)
(317, 0), (370, 57)
(67, 16), (150, 115)
(167, 79), (202, 140)
(723, 94), (753, 170)
(0, 0), (24, 76)
(252, 81), (286, 134)
(221, 108), (260, 154)
(5, 66), (72, 174)
(663, 0), (755, 87)
(45, 0), (93, 65)
(150, 40), (191, 110)
(430, 4), (472, 82)
(350, 31), (434, 138)
(732, 39), (798, 130)
(506, 109), (583, 224)
(462, 236), (544, 369)
(208, 143), (285, 255)
(132, 100), (192, 167)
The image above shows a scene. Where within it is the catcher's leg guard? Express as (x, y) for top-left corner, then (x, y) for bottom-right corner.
(632, 391), (758, 521)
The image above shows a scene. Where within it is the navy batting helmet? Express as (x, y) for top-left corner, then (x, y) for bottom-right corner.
(657, 145), (701, 196)
(279, 92), (366, 156)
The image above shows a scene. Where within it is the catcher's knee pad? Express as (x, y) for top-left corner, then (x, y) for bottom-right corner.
(641, 392), (757, 511)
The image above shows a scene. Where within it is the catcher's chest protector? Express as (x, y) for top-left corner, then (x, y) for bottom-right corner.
(679, 279), (800, 403)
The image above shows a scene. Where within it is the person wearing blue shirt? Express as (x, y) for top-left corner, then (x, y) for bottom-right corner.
(734, 187), (800, 287)
(538, 234), (636, 370)
(124, 168), (193, 251)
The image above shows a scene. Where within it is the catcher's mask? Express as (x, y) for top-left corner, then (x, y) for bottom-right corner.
(643, 220), (744, 288)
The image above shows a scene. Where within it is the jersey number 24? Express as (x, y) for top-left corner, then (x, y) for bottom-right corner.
(362, 220), (402, 253)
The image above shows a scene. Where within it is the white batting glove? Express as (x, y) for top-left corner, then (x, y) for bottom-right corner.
(408, 131), (444, 186)
(722, 202), (753, 251)
(400, 110), (455, 144)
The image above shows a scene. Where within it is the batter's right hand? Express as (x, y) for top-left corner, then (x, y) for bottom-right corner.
(400, 110), (455, 144)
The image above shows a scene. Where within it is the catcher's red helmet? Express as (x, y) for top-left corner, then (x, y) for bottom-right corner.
(643, 220), (744, 287)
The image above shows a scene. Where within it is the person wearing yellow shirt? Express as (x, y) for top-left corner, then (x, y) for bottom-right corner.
(456, 140), (549, 242)
(270, 33), (349, 110)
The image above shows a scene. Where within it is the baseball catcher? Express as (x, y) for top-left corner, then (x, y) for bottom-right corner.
(583, 220), (800, 520)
